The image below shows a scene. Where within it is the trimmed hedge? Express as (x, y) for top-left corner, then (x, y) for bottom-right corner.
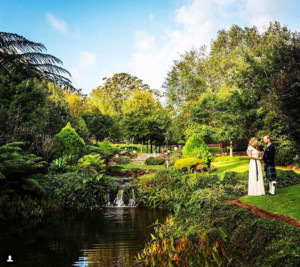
(145, 157), (166, 165)
(113, 156), (131, 165)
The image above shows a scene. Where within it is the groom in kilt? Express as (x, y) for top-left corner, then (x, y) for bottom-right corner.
(262, 136), (277, 195)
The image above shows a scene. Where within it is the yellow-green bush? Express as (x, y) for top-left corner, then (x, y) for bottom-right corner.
(173, 157), (206, 172)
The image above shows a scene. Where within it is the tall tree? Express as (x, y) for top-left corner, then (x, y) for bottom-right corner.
(122, 89), (169, 153)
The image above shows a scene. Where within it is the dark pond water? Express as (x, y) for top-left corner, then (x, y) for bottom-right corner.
(0, 208), (168, 267)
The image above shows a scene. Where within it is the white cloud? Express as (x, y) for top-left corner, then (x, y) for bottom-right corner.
(149, 14), (154, 22)
(70, 51), (98, 92)
(244, 0), (288, 32)
(128, 0), (292, 92)
(78, 51), (97, 68)
(46, 13), (68, 33)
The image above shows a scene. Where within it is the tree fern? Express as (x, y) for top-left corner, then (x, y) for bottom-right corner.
(0, 31), (73, 89)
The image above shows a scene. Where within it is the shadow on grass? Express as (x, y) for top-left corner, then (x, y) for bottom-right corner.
(213, 161), (249, 174)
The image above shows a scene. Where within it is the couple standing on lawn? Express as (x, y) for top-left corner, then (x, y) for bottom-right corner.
(247, 136), (277, 196)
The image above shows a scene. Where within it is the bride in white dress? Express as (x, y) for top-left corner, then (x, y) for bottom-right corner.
(247, 137), (265, 196)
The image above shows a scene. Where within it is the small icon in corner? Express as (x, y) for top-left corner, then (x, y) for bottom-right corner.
(7, 255), (13, 262)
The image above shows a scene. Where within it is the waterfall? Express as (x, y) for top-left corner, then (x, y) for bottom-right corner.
(107, 194), (112, 207)
(128, 189), (136, 207)
(113, 189), (125, 207)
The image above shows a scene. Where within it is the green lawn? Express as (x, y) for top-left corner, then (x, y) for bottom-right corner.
(211, 156), (300, 174)
(212, 156), (249, 174)
(110, 164), (165, 171)
(240, 184), (300, 221)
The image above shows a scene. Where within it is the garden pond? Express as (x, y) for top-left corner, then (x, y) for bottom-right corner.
(0, 208), (167, 266)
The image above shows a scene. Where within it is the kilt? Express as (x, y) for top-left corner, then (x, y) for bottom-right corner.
(264, 164), (277, 181)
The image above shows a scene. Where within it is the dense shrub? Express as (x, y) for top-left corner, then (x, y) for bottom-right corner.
(208, 147), (221, 155)
(45, 172), (118, 209)
(137, 169), (188, 209)
(183, 134), (212, 167)
(275, 169), (300, 188)
(173, 157), (206, 172)
(169, 150), (182, 166)
(49, 154), (78, 174)
(135, 227), (231, 266)
(0, 193), (59, 221)
(186, 172), (219, 190)
(77, 153), (105, 175)
(207, 205), (300, 266)
(273, 138), (297, 166)
(145, 157), (166, 165)
(220, 171), (248, 185)
(113, 156), (131, 165)
(54, 122), (86, 158)
(89, 141), (119, 165)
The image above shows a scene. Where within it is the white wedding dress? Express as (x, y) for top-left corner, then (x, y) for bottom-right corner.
(247, 146), (265, 196)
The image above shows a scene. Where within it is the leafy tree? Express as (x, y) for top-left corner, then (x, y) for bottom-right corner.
(83, 110), (114, 141)
(89, 73), (159, 139)
(122, 89), (169, 153)
(163, 48), (209, 110)
(0, 74), (74, 159)
(65, 89), (88, 118)
(89, 72), (154, 116)
(165, 22), (300, 159)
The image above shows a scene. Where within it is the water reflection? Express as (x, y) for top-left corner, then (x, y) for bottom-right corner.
(0, 208), (167, 267)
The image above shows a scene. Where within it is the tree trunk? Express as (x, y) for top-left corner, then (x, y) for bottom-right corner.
(146, 140), (149, 153)
(150, 140), (153, 154)
(141, 139), (144, 154)
(220, 141), (227, 155)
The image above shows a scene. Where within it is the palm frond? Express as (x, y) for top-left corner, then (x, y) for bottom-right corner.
(0, 32), (46, 53)
(23, 178), (46, 193)
(0, 32), (74, 89)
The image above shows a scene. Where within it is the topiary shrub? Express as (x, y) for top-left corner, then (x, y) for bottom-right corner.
(145, 157), (166, 165)
(54, 122), (86, 159)
(183, 134), (212, 167)
(113, 156), (131, 165)
(173, 157), (206, 172)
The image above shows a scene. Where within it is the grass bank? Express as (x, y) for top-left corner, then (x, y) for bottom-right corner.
(240, 184), (300, 221)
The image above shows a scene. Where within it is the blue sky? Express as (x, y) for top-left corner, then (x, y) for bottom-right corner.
(1, 0), (300, 94)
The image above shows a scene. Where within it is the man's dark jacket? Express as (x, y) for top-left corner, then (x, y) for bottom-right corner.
(263, 143), (276, 166)
(263, 143), (277, 181)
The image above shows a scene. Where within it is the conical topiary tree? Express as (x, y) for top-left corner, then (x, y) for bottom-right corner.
(182, 134), (212, 167)
(55, 122), (86, 158)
